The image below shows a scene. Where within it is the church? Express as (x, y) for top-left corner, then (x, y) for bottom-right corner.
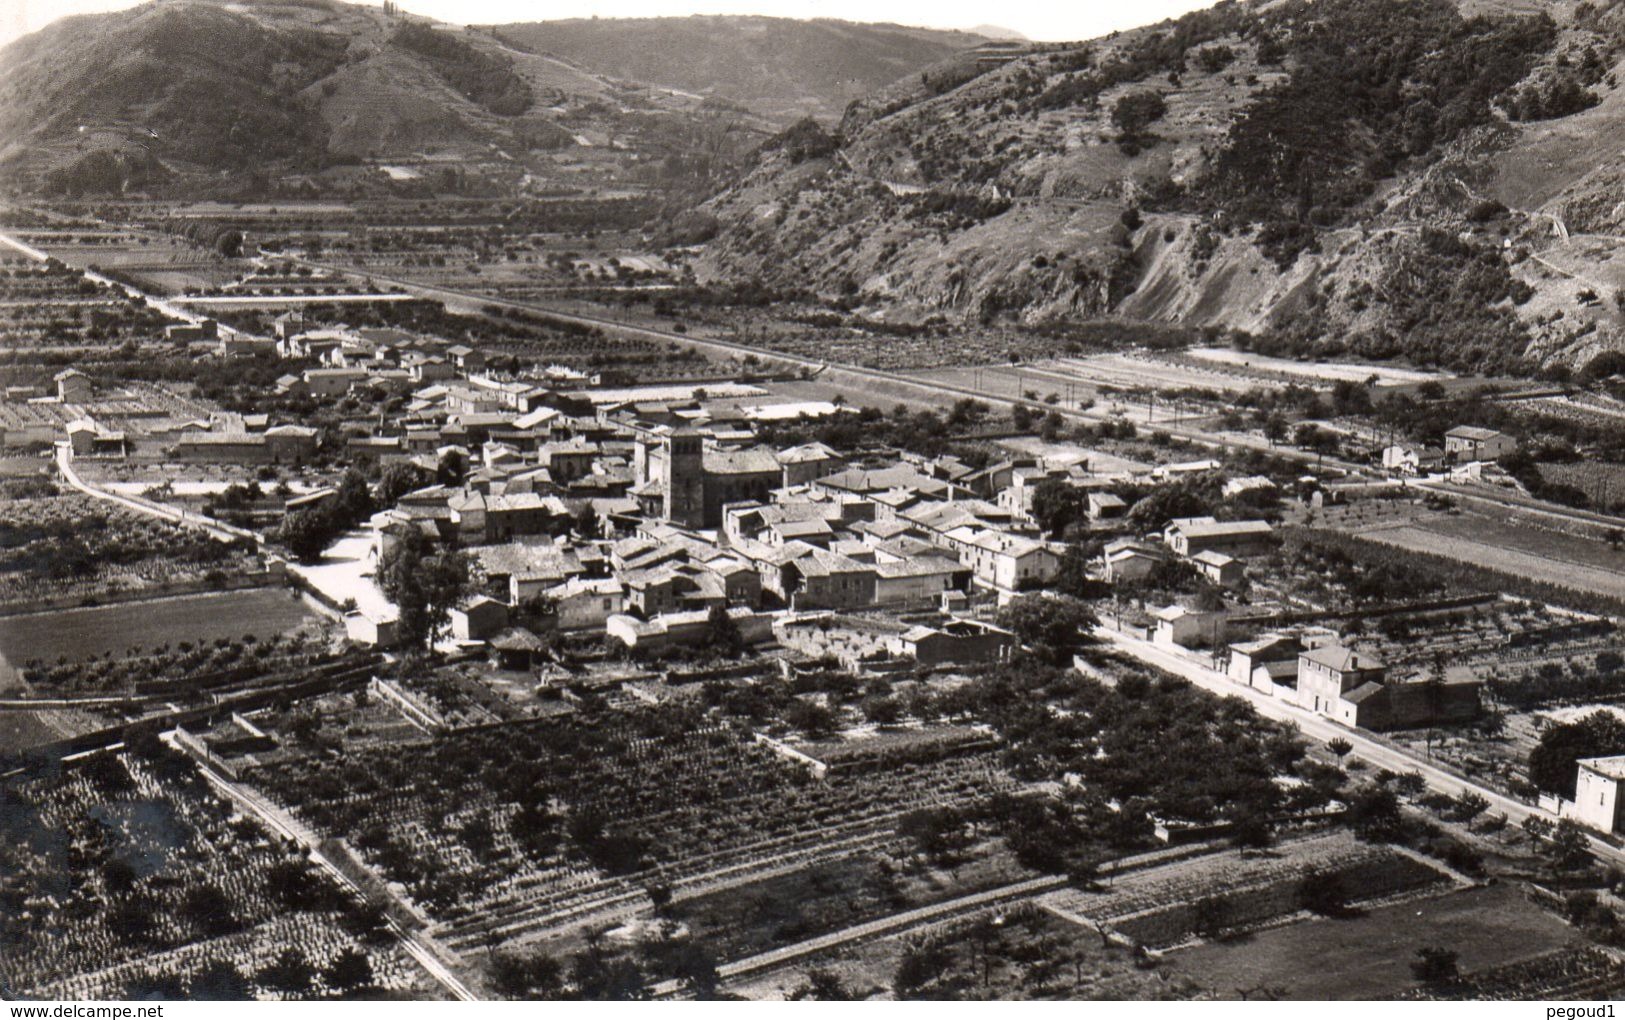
(633, 426), (781, 527)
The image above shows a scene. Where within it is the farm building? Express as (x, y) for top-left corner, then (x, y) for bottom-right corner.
(1295, 644), (1480, 730)
(1382, 443), (1445, 475)
(1553, 757), (1625, 835)
(1152, 605), (1227, 649)
(606, 606), (773, 652)
(1190, 550), (1243, 587)
(1225, 633), (1303, 694)
(165, 319), (218, 343)
(1087, 492), (1128, 520)
(776, 441), (846, 486)
(890, 619), (1014, 666)
(490, 627), (549, 669)
(345, 607), (399, 649)
(545, 577), (626, 632)
(1102, 538), (1167, 582)
(54, 369), (93, 403)
(450, 596), (510, 642)
(1164, 517), (1275, 558)
(1444, 425), (1516, 463)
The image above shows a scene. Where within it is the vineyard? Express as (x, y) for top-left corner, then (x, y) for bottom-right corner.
(0, 494), (257, 608)
(1400, 947), (1625, 1000)
(241, 707), (1017, 949)
(0, 745), (410, 998)
(18, 634), (361, 697)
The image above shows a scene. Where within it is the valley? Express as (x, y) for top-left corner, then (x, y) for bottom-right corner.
(2, 0), (1625, 1006)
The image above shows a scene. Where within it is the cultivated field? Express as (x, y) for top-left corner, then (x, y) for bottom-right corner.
(0, 588), (319, 682)
(1321, 504), (1625, 603)
(1184, 347), (1449, 386)
(0, 745), (428, 999)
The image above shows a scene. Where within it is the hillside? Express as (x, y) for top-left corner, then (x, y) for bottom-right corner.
(487, 16), (989, 124)
(696, 0), (1625, 374)
(0, 0), (773, 197)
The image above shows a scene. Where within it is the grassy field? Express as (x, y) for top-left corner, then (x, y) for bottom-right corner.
(0, 588), (318, 677)
(1166, 883), (1575, 999)
(0, 711), (63, 752)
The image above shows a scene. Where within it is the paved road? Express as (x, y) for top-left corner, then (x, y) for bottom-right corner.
(175, 733), (479, 1001)
(1093, 627), (1625, 868)
(55, 444), (256, 545)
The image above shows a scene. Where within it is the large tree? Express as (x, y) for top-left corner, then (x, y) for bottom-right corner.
(378, 528), (475, 651)
(1030, 479), (1089, 536)
(997, 593), (1099, 665)
(1529, 711), (1625, 798)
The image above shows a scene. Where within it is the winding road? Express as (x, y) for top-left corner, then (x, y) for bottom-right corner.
(55, 444), (257, 545)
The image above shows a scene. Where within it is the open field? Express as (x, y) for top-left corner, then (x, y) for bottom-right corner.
(0, 709), (62, 750)
(1166, 883), (1578, 999)
(0, 588), (318, 678)
(1185, 347), (1448, 385)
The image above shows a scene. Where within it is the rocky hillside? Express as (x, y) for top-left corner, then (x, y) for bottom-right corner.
(488, 16), (988, 124)
(0, 0), (771, 196)
(697, 0), (1625, 374)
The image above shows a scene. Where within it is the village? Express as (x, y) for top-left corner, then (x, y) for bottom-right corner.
(3, 225), (1625, 1002)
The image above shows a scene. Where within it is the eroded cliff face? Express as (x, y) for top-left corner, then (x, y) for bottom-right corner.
(698, 0), (1625, 372)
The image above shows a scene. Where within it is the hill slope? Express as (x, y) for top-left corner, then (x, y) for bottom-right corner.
(488, 16), (989, 123)
(0, 0), (770, 196)
(697, 0), (1625, 373)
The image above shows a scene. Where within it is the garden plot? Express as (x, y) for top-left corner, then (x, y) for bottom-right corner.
(239, 708), (1017, 950)
(0, 589), (320, 682)
(646, 837), (1035, 975)
(1400, 946), (1625, 1001)
(726, 903), (1205, 1001)
(0, 493), (261, 611)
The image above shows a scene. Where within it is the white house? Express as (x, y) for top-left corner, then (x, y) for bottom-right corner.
(1568, 757), (1625, 834)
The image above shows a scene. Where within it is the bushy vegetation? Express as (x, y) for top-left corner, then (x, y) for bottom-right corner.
(1267, 228), (1535, 374)
(391, 23), (532, 116)
(765, 118), (839, 164)
(1199, 0), (1555, 259)
(1023, 2), (1256, 114)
